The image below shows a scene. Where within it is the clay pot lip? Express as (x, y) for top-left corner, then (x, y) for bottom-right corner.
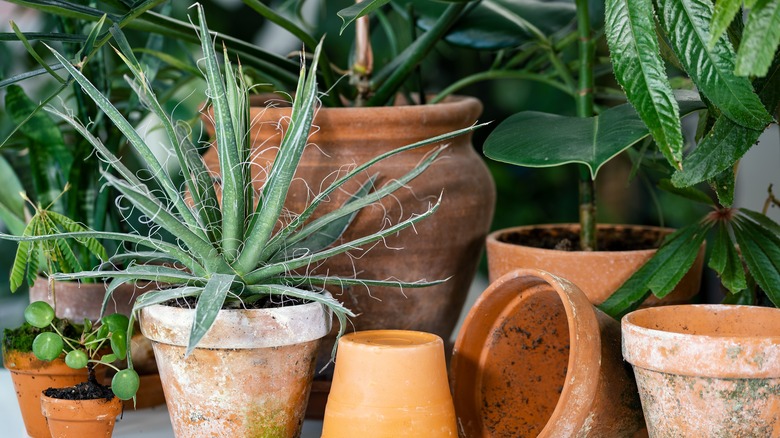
(451, 269), (601, 436)
(622, 304), (780, 378)
(339, 329), (442, 351)
(40, 392), (123, 419)
(487, 223), (672, 256)
(139, 292), (333, 349)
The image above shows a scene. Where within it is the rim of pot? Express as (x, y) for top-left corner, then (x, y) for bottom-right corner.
(622, 304), (780, 378)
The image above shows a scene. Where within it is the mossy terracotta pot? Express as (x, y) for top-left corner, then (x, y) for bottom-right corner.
(623, 304), (780, 436)
(203, 96), (496, 402)
(321, 330), (457, 437)
(139, 296), (332, 437)
(2, 349), (89, 438)
(451, 269), (645, 437)
(486, 224), (705, 306)
(40, 394), (122, 438)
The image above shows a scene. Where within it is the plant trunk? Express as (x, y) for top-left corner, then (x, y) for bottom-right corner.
(576, 0), (597, 251)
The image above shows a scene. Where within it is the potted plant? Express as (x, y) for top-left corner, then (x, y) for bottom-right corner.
(1, 6), (479, 435)
(24, 301), (136, 437)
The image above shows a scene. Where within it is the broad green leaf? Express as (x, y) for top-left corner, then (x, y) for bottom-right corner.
(338, 0), (391, 34)
(740, 208), (780, 237)
(709, 0), (742, 48)
(709, 221), (747, 293)
(411, 0), (576, 50)
(599, 221), (711, 318)
(672, 116), (763, 187)
(605, 0), (683, 169)
(187, 274), (235, 355)
(484, 92), (705, 178)
(736, 0), (780, 77)
(733, 217), (780, 305)
(656, 0), (773, 130)
(711, 167), (736, 207)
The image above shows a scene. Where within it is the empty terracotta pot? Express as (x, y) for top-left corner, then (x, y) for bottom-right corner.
(451, 269), (645, 437)
(486, 224), (705, 307)
(2, 349), (88, 438)
(322, 330), (457, 437)
(40, 394), (122, 438)
(623, 304), (780, 436)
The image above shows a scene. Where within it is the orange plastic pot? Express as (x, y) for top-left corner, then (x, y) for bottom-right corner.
(623, 304), (780, 436)
(451, 269), (645, 437)
(40, 394), (122, 437)
(322, 330), (457, 437)
(2, 349), (88, 438)
(486, 224), (705, 307)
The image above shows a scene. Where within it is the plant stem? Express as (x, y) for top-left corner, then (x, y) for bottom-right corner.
(575, 0), (597, 251)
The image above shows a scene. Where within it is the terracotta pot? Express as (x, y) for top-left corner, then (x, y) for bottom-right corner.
(29, 277), (151, 321)
(139, 296), (332, 437)
(322, 330), (457, 437)
(2, 349), (89, 438)
(623, 304), (780, 436)
(40, 394), (122, 438)
(451, 269), (645, 437)
(203, 96), (495, 377)
(486, 224), (705, 306)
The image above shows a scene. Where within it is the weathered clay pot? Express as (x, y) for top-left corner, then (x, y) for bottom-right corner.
(29, 277), (151, 321)
(2, 349), (88, 438)
(322, 330), (457, 437)
(623, 304), (780, 437)
(451, 269), (645, 437)
(202, 96), (496, 381)
(139, 296), (332, 437)
(486, 224), (705, 306)
(40, 393), (122, 438)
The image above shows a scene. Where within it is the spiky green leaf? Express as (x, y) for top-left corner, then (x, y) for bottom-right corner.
(187, 274), (235, 355)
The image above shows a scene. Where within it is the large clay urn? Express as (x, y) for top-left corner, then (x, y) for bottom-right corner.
(203, 96), (495, 394)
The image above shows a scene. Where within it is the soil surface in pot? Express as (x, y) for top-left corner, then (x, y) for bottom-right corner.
(499, 227), (664, 251)
(43, 381), (114, 401)
(165, 294), (307, 309)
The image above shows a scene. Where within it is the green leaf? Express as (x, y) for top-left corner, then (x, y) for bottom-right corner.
(187, 274), (235, 355)
(111, 369), (140, 400)
(599, 221), (711, 318)
(709, 0), (742, 48)
(672, 116), (763, 187)
(9, 21), (65, 83)
(736, 0), (780, 77)
(50, 265), (203, 285)
(709, 221), (747, 293)
(484, 92), (705, 178)
(711, 166), (736, 207)
(740, 208), (780, 236)
(733, 216), (780, 305)
(656, 0), (773, 130)
(0, 155), (26, 235)
(32, 332), (63, 361)
(338, 0), (391, 34)
(10, 217), (38, 291)
(132, 286), (202, 311)
(24, 301), (55, 328)
(110, 331), (128, 360)
(65, 350), (88, 369)
(48, 211), (107, 261)
(605, 0), (684, 169)
(412, 0), (576, 50)
(101, 278), (133, 317)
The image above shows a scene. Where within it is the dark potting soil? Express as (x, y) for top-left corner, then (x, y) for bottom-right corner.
(44, 380), (115, 401)
(499, 226), (665, 252)
(164, 293), (307, 310)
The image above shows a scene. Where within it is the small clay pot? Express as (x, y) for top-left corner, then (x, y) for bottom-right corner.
(2, 349), (89, 438)
(486, 224), (705, 306)
(451, 269), (645, 437)
(40, 394), (122, 438)
(623, 304), (780, 436)
(321, 330), (457, 437)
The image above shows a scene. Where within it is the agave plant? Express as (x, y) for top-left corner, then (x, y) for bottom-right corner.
(1, 6), (480, 358)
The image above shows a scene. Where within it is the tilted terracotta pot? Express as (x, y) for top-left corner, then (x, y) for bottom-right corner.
(202, 96), (495, 377)
(139, 296), (332, 437)
(451, 269), (645, 437)
(40, 394), (122, 438)
(2, 349), (88, 438)
(322, 330), (457, 437)
(623, 304), (780, 436)
(486, 224), (705, 306)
